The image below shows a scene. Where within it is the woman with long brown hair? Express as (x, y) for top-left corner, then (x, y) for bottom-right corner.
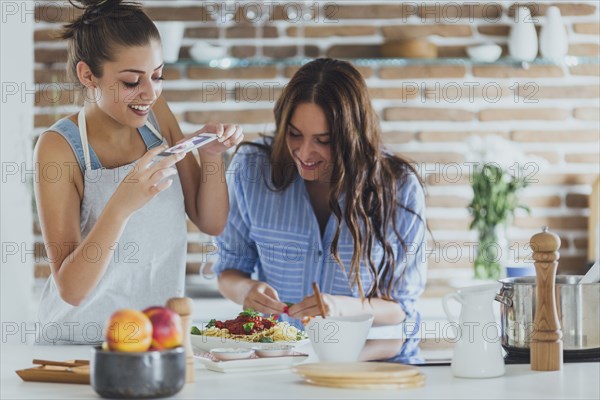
(34, 0), (242, 344)
(213, 58), (427, 342)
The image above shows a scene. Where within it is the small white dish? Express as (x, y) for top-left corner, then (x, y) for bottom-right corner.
(466, 44), (502, 63)
(209, 348), (254, 361)
(252, 345), (295, 357)
(194, 351), (309, 373)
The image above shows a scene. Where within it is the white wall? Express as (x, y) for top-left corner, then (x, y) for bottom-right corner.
(1, 2), (35, 343)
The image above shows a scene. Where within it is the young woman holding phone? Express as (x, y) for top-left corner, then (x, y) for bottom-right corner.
(33, 0), (243, 344)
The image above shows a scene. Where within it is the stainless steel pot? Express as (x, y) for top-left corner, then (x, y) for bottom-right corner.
(495, 276), (600, 353)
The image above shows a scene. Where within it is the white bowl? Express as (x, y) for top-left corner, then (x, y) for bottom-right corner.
(305, 314), (374, 363)
(209, 348), (254, 361)
(466, 44), (502, 63)
(190, 43), (228, 62)
(252, 345), (295, 358)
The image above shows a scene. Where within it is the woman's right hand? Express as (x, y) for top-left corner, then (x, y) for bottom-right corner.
(243, 281), (287, 315)
(109, 145), (185, 218)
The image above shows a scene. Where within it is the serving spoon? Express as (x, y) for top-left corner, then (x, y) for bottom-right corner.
(579, 261), (599, 284)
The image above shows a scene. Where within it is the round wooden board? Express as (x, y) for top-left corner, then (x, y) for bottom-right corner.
(304, 375), (425, 390)
(304, 372), (426, 385)
(293, 362), (420, 380)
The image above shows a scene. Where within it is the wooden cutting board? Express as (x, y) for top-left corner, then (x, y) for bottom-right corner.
(293, 362), (420, 380)
(305, 375), (425, 390)
(302, 372), (425, 385)
(16, 360), (90, 385)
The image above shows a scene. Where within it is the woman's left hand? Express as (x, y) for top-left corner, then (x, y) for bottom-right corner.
(287, 294), (338, 319)
(180, 122), (244, 157)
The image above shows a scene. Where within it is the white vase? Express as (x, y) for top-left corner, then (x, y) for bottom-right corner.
(154, 22), (185, 63)
(539, 6), (568, 62)
(508, 6), (538, 62)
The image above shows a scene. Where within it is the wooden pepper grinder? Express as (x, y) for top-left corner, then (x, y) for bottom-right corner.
(166, 297), (196, 383)
(530, 226), (563, 371)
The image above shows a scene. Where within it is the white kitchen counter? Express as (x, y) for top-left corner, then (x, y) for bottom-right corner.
(2, 343), (598, 399)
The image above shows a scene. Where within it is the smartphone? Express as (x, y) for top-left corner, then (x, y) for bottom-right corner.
(157, 133), (219, 158)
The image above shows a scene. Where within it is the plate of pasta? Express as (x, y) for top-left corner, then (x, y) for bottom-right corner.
(190, 309), (309, 352)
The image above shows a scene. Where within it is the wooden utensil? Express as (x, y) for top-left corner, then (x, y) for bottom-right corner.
(32, 359), (88, 368)
(166, 297), (196, 383)
(16, 359), (90, 384)
(588, 176), (599, 264)
(530, 226), (563, 371)
(312, 282), (326, 319)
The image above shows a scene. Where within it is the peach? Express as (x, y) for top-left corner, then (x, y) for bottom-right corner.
(143, 306), (183, 350)
(106, 309), (153, 352)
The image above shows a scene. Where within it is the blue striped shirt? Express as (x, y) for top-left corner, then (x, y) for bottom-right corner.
(213, 142), (427, 339)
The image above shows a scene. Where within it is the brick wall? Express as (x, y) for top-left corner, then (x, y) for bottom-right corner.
(32, 1), (599, 282)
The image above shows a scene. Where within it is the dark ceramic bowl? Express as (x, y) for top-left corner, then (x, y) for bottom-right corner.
(90, 346), (185, 399)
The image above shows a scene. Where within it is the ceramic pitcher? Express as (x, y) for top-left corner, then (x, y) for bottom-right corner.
(443, 283), (505, 378)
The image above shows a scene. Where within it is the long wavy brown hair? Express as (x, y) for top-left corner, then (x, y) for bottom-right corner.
(245, 58), (425, 301)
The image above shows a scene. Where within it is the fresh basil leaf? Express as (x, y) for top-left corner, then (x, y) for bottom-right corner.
(190, 326), (201, 335)
(206, 319), (216, 329)
(258, 336), (274, 343)
(239, 308), (259, 318)
(243, 322), (255, 333)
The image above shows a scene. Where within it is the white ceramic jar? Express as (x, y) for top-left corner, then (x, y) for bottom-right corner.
(539, 6), (568, 62)
(155, 22), (185, 63)
(508, 6), (538, 62)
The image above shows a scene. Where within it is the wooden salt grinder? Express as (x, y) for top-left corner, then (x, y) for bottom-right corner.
(530, 227), (563, 371)
(166, 297), (196, 383)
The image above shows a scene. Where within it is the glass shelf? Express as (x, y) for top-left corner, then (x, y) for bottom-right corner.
(167, 56), (599, 69)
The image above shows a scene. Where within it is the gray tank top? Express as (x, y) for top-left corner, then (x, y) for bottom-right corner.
(37, 111), (187, 345)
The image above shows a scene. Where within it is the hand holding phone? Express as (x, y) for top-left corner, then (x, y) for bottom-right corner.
(156, 133), (219, 158)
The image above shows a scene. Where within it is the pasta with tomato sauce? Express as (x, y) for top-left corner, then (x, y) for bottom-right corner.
(192, 309), (307, 343)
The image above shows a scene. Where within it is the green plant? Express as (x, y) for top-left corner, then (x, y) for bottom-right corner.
(468, 163), (530, 279)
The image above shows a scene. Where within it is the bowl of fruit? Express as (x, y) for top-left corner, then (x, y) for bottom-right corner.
(91, 306), (186, 399)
